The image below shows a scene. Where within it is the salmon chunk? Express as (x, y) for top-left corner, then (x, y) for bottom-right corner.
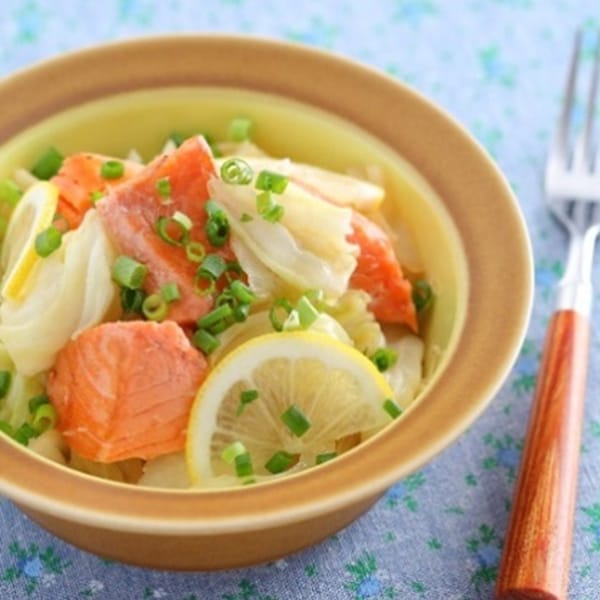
(47, 321), (207, 463)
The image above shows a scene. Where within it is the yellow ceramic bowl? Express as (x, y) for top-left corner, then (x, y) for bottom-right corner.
(0, 36), (532, 570)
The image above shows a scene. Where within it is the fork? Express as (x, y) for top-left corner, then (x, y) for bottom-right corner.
(495, 31), (600, 600)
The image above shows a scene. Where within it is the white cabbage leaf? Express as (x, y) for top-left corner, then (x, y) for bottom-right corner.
(0, 210), (119, 376)
(209, 178), (357, 300)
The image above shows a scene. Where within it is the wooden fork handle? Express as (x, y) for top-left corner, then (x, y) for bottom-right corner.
(495, 309), (590, 600)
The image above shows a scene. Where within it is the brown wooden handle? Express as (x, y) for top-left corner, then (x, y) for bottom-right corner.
(495, 310), (590, 600)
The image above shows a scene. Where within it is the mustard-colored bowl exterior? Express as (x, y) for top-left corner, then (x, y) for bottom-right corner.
(0, 36), (533, 570)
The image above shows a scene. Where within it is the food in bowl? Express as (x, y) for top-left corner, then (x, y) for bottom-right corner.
(0, 117), (433, 489)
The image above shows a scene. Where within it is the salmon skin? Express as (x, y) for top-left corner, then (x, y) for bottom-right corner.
(97, 136), (235, 325)
(47, 321), (207, 463)
(52, 153), (143, 229)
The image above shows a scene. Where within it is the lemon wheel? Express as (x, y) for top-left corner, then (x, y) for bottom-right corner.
(186, 331), (398, 487)
(0, 182), (59, 300)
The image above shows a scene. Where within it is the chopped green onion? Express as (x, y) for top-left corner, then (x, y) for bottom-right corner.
(172, 210), (192, 232)
(31, 147), (63, 180)
(0, 179), (23, 205)
(205, 210), (230, 247)
(316, 452), (338, 465)
(265, 450), (299, 474)
(269, 297), (293, 332)
(256, 191), (284, 223)
(185, 241), (206, 263)
(282, 310), (301, 331)
(28, 394), (49, 414)
(156, 177), (171, 198)
(196, 304), (233, 329)
(34, 226), (62, 258)
(32, 403), (57, 433)
(281, 404), (311, 437)
(228, 117), (253, 142)
(296, 295), (319, 328)
(198, 254), (227, 280)
(412, 279), (433, 313)
(232, 302), (250, 323)
(207, 320), (230, 335)
(0, 420), (13, 437)
(371, 347), (398, 373)
(155, 216), (190, 246)
(13, 422), (38, 445)
(160, 282), (180, 303)
(89, 190), (104, 204)
(112, 256), (148, 289)
(169, 131), (187, 147)
(234, 451), (254, 477)
(255, 170), (289, 194)
(221, 441), (247, 464)
(0, 371), (11, 399)
(193, 272), (216, 296)
(220, 158), (253, 187)
(120, 288), (146, 314)
(229, 280), (255, 305)
(192, 328), (220, 354)
(100, 160), (124, 180)
(142, 294), (168, 322)
(240, 213), (253, 222)
(205, 200), (222, 217)
(304, 288), (325, 310)
(383, 398), (402, 419)
(237, 389), (259, 416)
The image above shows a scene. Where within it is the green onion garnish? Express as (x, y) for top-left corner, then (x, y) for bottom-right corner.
(31, 147), (63, 180)
(229, 280), (255, 305)
(120, 287), (146, 314)
(256, 191), (284, 223)
(0, 371), (11, 399)
(169, 131), (187, 147)
(221, 441), (247, 464)
(269, 297), (293, 332)
(304, 288), (325, 310)
(160, 282), (180, 303)
(296, 295), (319, 328)
(281, 404), (311, 437)
(112, 256), (148, 289)
(0, 180), (23, 206)
(255, 170), (289, 194)
(219, 158), (254, 186)
(185, 241), (206, 263)
(316, 452), (338, 465)
(196, 304), (233, 329)
(371, 347), (398, 373)
(0, 420), (13, 437)
(89, 190), (104, 204)
(156, 177), (171, 198)
(194, 273), (216, 297)
(32, 403), (57, 433)
(228, 117), (253, 142)
(412, 279), (433, 313)
(205, 205), (230, 247)
(207, 320), (229, 335)
(28, 394), (49, 414)
(237, 389), (259, 416)
(383, 398), (402, 419)
(265, 450), (299, 474)
(234, 451), (254, 477)
(155, 216), (190, 246)
(192, 328), (220, 354)
(100, 160), (125, 180)
(172, 210), (192, 232)
(34, 226), (62, 257)
(198, 254), (227, 280)
(240, 213), (253, 222)
(13, 422), (38, 446)
(142, 294), (168, 322)
(233, 303), (250, 323)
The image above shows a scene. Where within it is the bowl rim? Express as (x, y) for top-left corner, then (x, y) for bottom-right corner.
(0, 34), (533, 533)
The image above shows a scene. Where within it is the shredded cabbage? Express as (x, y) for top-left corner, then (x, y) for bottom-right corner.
(209, 178), (357, 301)
(0, 210), (119, 376)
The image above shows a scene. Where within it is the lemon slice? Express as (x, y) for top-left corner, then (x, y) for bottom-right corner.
(0, 182), (59, 300)
(186, 331), (396, 487)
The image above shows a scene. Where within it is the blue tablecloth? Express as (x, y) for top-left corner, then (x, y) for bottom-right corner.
(1, 1), (600, 598)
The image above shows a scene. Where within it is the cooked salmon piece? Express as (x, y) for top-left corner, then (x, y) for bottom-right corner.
(97, 136), (235, 325)
(51, 153), (143, 229)
(47, 320), (207, 463)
